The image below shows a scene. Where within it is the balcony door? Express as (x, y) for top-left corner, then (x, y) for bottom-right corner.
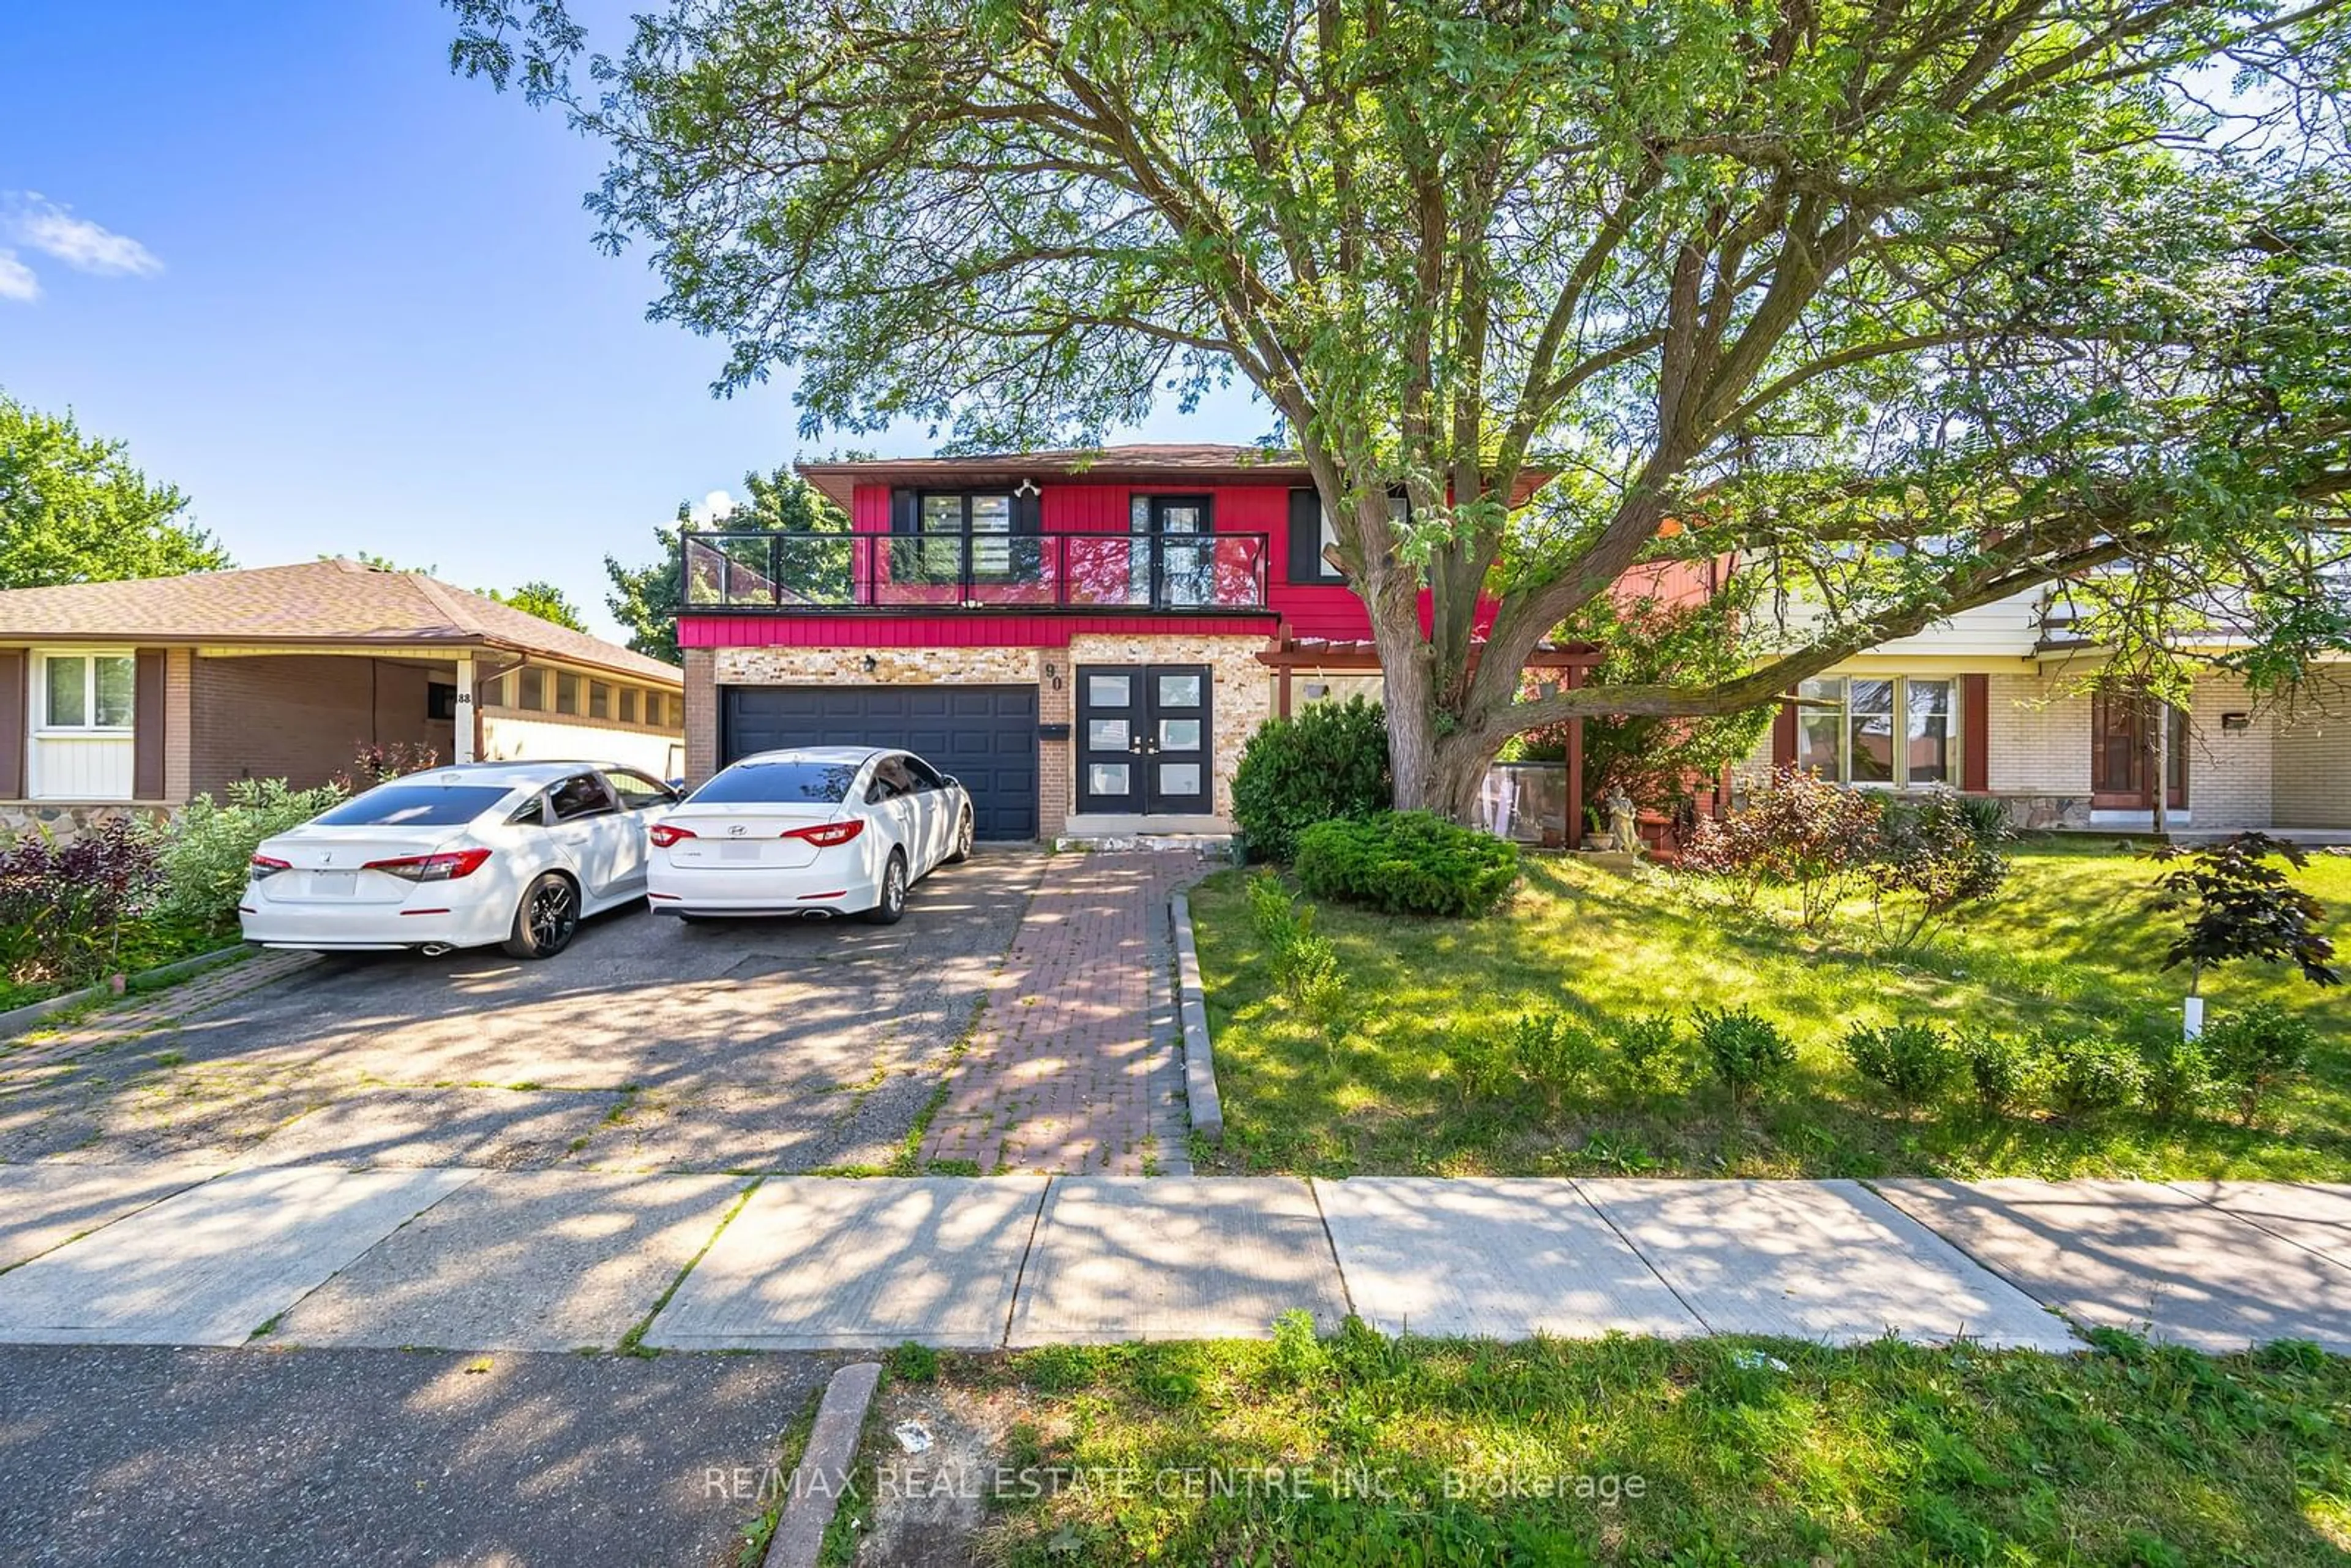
(2090, 692), (2187, 809)
(1076, 665), (1213, 816)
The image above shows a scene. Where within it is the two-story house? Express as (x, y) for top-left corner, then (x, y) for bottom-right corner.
(672, 443), (1595, 844)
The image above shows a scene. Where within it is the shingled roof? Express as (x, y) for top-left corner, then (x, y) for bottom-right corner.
(0, 559), (680, 686)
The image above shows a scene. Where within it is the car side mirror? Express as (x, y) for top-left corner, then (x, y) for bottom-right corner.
(942, 775), (961, 790)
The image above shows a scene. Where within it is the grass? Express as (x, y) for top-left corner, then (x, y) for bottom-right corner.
(844, 1327), (2351, 1566)
(0, 912), (239, 1014)
(1190, 841), (2351, 1180)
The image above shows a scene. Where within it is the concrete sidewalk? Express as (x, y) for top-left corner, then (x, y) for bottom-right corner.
(6, 1162), (2351, 1355)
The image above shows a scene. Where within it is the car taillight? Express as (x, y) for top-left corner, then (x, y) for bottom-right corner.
(784, 820), (866, 848)
(362, 849), (493, 882)
(648, 823), (697, 848)
(249, 855), (291, 879)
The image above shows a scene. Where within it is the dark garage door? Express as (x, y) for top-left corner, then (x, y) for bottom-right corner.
(721, 685), (1041, 840)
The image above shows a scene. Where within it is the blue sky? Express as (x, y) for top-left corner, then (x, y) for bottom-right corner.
(1, 3), (1266, 642)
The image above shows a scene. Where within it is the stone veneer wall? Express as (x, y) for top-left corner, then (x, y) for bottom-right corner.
(0, 802), (172, 845)
(697, 637), (1272, 836)
(1065, 633), (1272, 823)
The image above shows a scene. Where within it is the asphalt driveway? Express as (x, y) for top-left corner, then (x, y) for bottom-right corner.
(0, 851), (1046, 1174)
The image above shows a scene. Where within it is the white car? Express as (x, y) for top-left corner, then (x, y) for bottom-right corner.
(238, 760), (681, 959)
(645, 746), (974, 924)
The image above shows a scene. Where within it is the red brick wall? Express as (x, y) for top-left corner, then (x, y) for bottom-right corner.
(189, 655), (454, 798)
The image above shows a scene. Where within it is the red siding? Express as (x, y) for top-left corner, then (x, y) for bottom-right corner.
(677, 613), (1277, 650)
(724, 476), (1378, 645)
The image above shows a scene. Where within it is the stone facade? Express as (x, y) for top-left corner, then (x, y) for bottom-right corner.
(1067, 632), (1272, 822)
(695, 635), (1275, 838)
(0, 801), (171, 846)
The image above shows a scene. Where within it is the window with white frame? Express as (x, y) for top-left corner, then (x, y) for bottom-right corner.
(1794, 676), (1957, 788)
(39, 653), (135, 732)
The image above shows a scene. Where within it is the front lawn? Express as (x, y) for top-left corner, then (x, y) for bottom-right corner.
(833, 1330), (2351, 1566)
(1190, 842), (2351, 1179)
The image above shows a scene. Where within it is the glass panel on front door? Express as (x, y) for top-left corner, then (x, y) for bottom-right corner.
(1076, 663), (1213, 816)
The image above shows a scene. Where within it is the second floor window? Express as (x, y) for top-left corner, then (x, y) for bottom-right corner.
(912, 491), (1016, 580)
(1796, 676), (1956, 788)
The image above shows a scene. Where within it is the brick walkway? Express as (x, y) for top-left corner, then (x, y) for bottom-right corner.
(920, 852), (1201, 1176)
(0, 949), (320, 1077)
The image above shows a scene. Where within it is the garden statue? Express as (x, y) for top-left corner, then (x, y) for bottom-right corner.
(1605, 787), (1641, 855)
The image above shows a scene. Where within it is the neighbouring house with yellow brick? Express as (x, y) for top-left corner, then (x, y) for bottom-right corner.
(1738, 583), (2351, 838)
(0, 558), (684, 839)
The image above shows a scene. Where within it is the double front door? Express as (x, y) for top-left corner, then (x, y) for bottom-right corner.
(1076, 664), (1212, 816)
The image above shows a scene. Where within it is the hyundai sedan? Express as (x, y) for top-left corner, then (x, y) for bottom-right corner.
(239, 760), (680, 958)
(644, 746), (973, 924)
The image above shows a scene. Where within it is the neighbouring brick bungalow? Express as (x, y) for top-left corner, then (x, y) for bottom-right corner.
(0, 558), (684, 840)
(1739, 588), (2351, 836)
(672, 444), (1618, 844)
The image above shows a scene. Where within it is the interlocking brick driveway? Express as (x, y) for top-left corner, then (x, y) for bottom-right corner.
(0, 848), (1202, 1179)
(920, 852), (1198, 1176)
(0, 853), (1046, 1174)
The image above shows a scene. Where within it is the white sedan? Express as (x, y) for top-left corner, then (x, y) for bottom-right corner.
(239, 760), (681, 959)
(645, 746), (974, 924)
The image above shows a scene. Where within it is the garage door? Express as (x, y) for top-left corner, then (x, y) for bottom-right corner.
(721, 685), (1040, 840)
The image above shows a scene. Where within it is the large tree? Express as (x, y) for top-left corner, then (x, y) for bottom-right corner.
(604, 465), (847, 662)
(487, 579), (591, 631)
(1, 391), (230, 588)
(451, 0), (2351, 814)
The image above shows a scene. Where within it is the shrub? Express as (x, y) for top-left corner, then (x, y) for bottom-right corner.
(1247, 876), (1350, 1044)
(0, 818), (163, 988)
(2140, 1035), (2214, 1123)
(1445, 1029), (1515, 1104)
(2044, 1031), (2145, 1119)
(1610, 1013), (1689, 1097)
(2203, 1002), (2317, 1127)
(1294, 811), (1519, 918)
(1867, 789), (2012, 949)
(1508, 1011), (1608, 1117)
(1247, 872), (1308, 951)
(1693, 1005), (1797, 1110)
(156, 778), (346, 929)
(2147, 832), (2340, 993)
(1958, 1029), (2041, 1118)
(1840, 1021), (1963, 1114)
(1230, 696), (1391, 863)
(1682, 767), (1883, 929)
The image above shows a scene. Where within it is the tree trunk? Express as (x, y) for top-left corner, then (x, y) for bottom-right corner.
(1432, 738), (1492, 825)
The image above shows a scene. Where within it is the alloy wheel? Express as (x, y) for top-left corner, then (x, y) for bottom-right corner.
(530, 879), (577, 949)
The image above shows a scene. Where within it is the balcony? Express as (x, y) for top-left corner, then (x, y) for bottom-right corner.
(680, 530), (1272, 615)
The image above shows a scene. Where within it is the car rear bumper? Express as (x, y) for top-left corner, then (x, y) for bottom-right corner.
(238, 894), (513, 951)
(645, 861), (884, 917)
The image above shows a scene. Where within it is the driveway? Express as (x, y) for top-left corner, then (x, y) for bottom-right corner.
(0, 852), (1047, 1175)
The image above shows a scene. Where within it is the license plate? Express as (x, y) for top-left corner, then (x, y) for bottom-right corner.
(310, 871), (357, 896)
(720, 843), (762, 863)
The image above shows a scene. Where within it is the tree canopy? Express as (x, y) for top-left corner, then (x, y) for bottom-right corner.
(487, 579), (590, 631)
(452, 0), (2351, 811)
(604, 465), (847, 662)
(0, 391), (230, 589)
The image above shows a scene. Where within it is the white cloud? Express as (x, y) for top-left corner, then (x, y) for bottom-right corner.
(689, 489), (737, 525)
(15, 199), (162, 276)
(1, 194), (162, 287)
(0, 252), (37, 304)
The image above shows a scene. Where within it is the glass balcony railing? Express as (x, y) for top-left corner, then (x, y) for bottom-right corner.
(680, 530), (1271, 613)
